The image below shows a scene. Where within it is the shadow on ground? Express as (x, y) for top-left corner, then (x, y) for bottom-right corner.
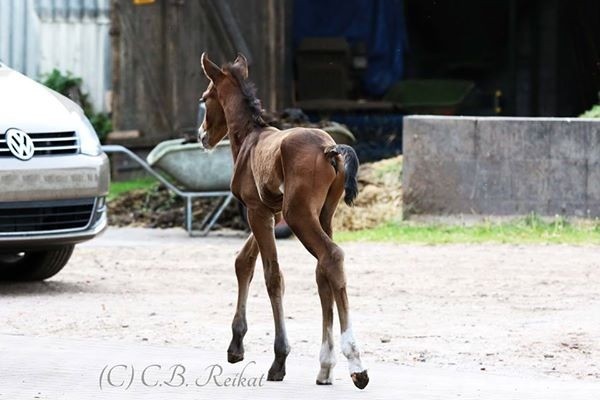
(0, 280), (98, 296)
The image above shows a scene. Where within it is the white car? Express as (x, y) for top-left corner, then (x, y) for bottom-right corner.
(0, 64), (110, 280)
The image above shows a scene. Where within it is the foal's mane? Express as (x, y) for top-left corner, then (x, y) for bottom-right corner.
(223, 63), (269, 128)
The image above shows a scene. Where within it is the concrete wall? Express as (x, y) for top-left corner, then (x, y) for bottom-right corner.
(403, 116), (600, 217)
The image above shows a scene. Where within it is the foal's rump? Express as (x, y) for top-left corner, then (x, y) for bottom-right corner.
(279, 127), (339, 180)
(279, 127), (358, 208)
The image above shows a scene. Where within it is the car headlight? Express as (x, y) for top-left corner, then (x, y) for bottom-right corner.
(78, 115), (102, 156)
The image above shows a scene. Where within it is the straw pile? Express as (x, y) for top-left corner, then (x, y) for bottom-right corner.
(333, 156), (403, 231)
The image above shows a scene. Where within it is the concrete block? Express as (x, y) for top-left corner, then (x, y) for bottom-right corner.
(549, 120), (589, 161)
(403, 116), (477, 160)
(403, 116), (600, 217)
(477, 119), (552, 161)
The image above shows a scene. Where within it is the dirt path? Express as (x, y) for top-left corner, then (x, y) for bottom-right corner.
(1, 228), (599, 382)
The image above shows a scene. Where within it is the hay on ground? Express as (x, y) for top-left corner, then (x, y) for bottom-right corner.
(333, 156), (402, 231)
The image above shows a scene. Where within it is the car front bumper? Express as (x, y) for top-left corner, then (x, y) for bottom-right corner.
(0, 208), (107, 250)
(0, 153), (110, 202)
(0, 153), (110, 250)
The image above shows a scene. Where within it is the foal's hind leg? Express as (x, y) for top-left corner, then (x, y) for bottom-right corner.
(315, 181), (344, 384)
(247, 208), (290, 381)
(318, 175), (344, 238)
(288, 213), (369, 389)
(315, 270), (336, 384)
(332, 274), (369, 389)
(228, 234), (259, 363)
(322, 242), (368, 389)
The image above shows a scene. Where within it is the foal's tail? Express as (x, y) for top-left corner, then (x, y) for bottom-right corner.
(324, 144), (359, 206)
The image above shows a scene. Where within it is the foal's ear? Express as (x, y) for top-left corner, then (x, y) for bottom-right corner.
(201, 52), (225, 83)
(233, 53), (249, 79)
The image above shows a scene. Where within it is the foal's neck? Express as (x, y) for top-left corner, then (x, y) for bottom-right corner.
(222, 94), (259, 160)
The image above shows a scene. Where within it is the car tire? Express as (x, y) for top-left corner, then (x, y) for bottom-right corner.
(0, 245), (75, 281)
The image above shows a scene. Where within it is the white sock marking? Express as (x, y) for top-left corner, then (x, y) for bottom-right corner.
(341, 327), (364, 374)
(319, 341), (336, 367)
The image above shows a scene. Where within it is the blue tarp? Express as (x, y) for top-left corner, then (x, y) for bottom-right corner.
(293, 0), (407, 97)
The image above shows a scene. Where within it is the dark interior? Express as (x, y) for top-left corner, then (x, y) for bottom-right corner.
(292, 0), (600, 118)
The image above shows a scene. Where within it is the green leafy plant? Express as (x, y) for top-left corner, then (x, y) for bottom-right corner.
(41, 69), (82, 95)
(41, 69), (112, 143)
(580, 105), (600, 118)
(580, 92), (600, 118)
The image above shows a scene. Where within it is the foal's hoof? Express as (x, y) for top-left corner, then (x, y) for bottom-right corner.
(227, 352), (244, 364)
(267, 368), (286, 381)
(316, 379), (332, 385)
(351, 370), (369, 389)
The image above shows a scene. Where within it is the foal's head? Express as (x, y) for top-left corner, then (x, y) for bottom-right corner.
(198, 53), (250, 149)
(198, 53), (268, 149)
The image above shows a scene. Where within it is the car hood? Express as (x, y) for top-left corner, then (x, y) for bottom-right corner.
(0, 66), (85, 133)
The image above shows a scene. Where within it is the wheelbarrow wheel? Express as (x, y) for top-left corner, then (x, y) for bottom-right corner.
(237, 202), (294, 239)
(274, 222), (294, 239)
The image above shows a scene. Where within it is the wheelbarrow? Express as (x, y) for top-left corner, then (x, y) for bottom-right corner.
(146, 138), (294, 238)
(102, 143), (235, 237)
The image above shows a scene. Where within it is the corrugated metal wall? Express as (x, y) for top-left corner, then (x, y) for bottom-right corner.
(0, 0), (111, 111)
(0, 0), (39, 77)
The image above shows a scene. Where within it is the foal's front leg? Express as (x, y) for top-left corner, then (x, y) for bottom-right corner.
(228, 234), (259, 363)
(247, 209), (290, 381)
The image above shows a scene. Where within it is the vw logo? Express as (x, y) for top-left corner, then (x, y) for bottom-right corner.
(5, 128), (35, 161)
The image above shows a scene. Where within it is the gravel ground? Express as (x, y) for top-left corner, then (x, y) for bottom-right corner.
(1, 227), (599, 382)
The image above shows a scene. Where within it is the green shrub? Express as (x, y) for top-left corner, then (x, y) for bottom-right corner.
(580, 105), (600, 118)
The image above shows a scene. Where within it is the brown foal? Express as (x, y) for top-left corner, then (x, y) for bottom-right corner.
(198, 53), (369, 390)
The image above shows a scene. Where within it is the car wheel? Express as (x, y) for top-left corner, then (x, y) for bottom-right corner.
(0, 245), (75, 281)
